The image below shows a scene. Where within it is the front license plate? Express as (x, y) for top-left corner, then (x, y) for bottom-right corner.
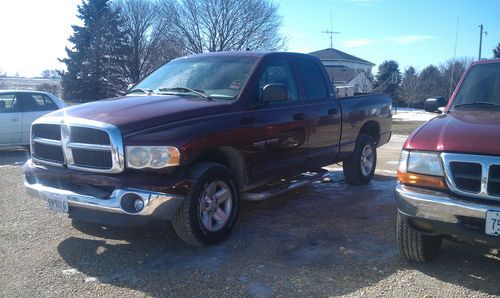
(45, 193), (69, 213)
(485, 211), (500, 237)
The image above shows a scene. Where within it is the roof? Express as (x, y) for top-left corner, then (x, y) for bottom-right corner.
(0, 89), (53, 95)
(309, 48), (375, 66)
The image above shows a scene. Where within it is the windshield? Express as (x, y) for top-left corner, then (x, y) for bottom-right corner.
(452, 63), (500, 109)
(133, 56), (257, 100)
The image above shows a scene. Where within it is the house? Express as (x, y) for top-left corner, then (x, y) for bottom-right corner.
(309, 48), (375, 93)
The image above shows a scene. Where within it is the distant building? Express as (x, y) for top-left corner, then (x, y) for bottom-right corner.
(0, 77), (62, 97)
(309, 48), (375, 93)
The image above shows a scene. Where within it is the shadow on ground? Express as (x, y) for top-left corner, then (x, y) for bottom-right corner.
(0, 148), (29, 166)
(56, 171), (500, 296)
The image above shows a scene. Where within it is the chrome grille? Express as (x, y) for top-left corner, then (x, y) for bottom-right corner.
(31, 117), (124, 173)
(442, 153), (500, 201)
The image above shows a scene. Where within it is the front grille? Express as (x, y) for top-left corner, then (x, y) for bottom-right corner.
(488, 165), (500, 196)
(31, 120), (123, 173)
(72, 149), (113, 169)
(71, 127), (110, 145)
(32, 142), (64, 163)
(443, 153), (500, 201)
(449, 161), (482, 193)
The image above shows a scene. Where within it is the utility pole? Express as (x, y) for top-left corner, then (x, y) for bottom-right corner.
(322, 9), (340, 48)
(478, 24), (488, 60)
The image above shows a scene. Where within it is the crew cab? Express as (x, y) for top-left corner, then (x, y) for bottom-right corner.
(23, 52), (392, 245)
(395, 59), (500, 262)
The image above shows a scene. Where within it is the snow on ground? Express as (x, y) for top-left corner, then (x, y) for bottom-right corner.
(391, 108), (437, 122)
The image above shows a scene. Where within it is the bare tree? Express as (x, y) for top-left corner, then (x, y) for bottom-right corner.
(356, 70), (373, 93)
(159, 0), (286, 53)
(41, 69), (60, 79)
(400, 67), (418, 108)
(116, 0), (185, 84)
(439, 57), (472, 99)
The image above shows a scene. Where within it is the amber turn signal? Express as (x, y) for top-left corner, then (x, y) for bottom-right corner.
(397, 171), (447, 190)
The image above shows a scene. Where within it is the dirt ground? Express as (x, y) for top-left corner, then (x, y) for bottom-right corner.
(2, 122), (500, 297)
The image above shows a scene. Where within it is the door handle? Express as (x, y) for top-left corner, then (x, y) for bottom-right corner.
(328, 108), (338, 115)
(241, 116), (255, 125)
(293, 113), (305, 121)
(11, 118), (19, 122)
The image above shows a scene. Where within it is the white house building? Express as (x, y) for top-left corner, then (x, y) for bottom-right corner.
(309, 48), (375, 93)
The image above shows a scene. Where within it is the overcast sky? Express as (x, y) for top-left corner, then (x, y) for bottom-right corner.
(0, 0), (498, 77)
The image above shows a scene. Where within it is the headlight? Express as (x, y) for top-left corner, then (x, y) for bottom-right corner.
(126, 146), (180, 169)
(398, 150), (443, 176)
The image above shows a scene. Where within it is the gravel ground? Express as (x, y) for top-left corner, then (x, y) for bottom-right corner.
(1, 125), (500, 297)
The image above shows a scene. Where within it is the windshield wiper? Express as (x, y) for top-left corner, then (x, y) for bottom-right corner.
(158, 87), (213, 101)
(454, 101), (500, 108)
(126, 88), (153, 95)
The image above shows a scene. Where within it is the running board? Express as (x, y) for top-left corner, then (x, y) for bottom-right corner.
(241, 169), (330, 201)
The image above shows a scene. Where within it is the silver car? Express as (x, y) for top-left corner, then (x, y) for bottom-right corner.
(0, 90), (66, 149)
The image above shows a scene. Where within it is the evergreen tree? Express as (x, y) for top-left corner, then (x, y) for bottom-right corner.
(59, 0), (128, 101)
(373, 60), (401, 102)
(494, 43), (500, 58)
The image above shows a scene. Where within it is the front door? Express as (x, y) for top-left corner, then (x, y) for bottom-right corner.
(245, 59), (307, 184)
(0, 93), (22, 145)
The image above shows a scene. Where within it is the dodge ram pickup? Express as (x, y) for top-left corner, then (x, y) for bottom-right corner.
(396, 59), (500, 262)
(23, 51), (392, 245)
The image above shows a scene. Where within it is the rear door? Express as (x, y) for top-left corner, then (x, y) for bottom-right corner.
(245, 58), (308, 183)
(295, 58), (342, 169)
(0, 93), (22, 145)
(20, 93), (59, 143)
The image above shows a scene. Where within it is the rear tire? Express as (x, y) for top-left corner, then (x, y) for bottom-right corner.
(172, 162), (239, 246)
(343, 134), (377, 185)
(396, 212), (442, 263)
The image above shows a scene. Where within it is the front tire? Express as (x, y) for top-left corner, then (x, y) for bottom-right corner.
(396, 212), (442, 263)
(172, 162), (239, 246)
(343, 134), (377, 185)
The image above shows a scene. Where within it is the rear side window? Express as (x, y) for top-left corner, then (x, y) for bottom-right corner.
(0, 94), (19, 113)
(296, 59), (328, 100)
(21, 94), (58, 112)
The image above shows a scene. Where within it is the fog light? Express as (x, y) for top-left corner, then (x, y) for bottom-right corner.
(133, 198), (144, 212)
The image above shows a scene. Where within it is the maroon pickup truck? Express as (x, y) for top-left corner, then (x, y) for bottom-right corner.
(396, 59), (500, 262)
(23, 52), (392, 245)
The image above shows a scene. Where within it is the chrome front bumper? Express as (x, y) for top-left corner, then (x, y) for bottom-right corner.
(394, 183), (495, 223)
(24, 177), (184, 222)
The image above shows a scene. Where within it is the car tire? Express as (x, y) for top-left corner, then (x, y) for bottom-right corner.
(343, 134), (377, 185)
(172, 162), (239, 246)
(396, 212), (442, 263)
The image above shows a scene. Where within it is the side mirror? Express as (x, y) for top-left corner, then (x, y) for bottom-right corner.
(261, 84), (288, 103)
(424, 97), (447, 113)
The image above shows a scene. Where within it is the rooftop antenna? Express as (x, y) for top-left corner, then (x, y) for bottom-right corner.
(449, 16), (459, 99)
(322, 9), (340, 48)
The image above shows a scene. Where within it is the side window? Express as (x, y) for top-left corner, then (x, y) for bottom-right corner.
(31, 94), (58, 111)
(0, 94), (19, 113)
(258, 60), (299, 103)
(296, 59), (328, 100)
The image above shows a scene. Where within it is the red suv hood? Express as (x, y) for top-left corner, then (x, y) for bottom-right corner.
(405, 110), (500, 156)
(49, 95), (231, 135)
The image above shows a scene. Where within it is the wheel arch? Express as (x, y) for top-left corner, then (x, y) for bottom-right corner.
(192, 147), (246, 191)
(358, 121), (380, 145)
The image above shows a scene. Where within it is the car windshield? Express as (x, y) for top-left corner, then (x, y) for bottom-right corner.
(133, 56), (258, 100)
(452, 63), (500, 109)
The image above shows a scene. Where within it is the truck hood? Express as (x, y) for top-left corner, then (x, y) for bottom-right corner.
(406, 110), (500, 156)
(49, 95), (231, 135)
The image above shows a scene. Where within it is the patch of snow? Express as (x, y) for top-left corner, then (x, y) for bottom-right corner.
(392, 109), (437, 122)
